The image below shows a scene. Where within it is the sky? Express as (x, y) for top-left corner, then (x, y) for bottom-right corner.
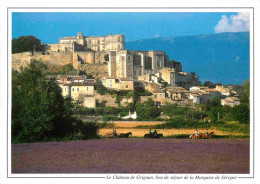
(12, 12), (250, 43)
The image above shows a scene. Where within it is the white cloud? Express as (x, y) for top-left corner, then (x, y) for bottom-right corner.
(214, 12), (250, 33)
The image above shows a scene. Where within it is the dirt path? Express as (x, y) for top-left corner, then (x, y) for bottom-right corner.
(99, 128), (244, 137)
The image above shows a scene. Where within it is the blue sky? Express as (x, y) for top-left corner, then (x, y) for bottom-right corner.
(12, 12), (243, 43)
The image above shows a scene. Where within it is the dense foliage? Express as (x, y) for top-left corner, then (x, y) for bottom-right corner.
(136, 99), (161, 120)
(95, 78), (110, 95)
(231, 103), (250, 124)
(203, 81), (216, 88)
(12, 60), (99, 143)
(12, 35), (44, 54)
(156, 118), (225, 129)
(57, 64), (78, 75)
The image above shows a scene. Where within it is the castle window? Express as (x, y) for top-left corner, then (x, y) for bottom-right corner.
(77, 88), (79, 91)
(122, 56), (125, 60)
(126, 85), (128, 88)
(160, 94), (162, 97)
(86, 87), (88, 91)
(72, 88), (74, 91)
(128, 55), (131, 60)
(154, 94), (157, 99)
(110, 84), (112, 87)
(64, 88), (67, 91)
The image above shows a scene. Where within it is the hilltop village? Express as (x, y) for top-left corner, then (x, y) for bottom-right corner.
(12, 32), (241, 116)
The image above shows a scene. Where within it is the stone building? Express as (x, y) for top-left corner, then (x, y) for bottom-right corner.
(41, 32), (169, 80)
(108, 50), (168, 80)
(83, 97), (96, 108)
(189, 91), (212, 104)
(145, 83), (166, 105)
(221, 97), (240, 107)
(190, 86), (222, 98)
(158, 67), (201, 89)
(102, 77), (134, 90)
(47, 32), (125, 52)
(215, 85), (233, 98)
(58, 82), (95, 101)
(137, 73), (161, 83)
(165, 87), (190, 101)
(12, 33), (202, 88)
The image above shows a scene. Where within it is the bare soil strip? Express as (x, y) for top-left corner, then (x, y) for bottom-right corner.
(99, 128), (244, 137)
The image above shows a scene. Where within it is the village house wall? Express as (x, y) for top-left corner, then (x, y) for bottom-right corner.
(119, 80), (134, 90)
(58, 84), (71, 97)
(103, 78), (119, 89)
(137, 74), (151, 83)
(70, 85), (94, 101)
(83, 97), (96, 108)
(153, 92), (166, 105)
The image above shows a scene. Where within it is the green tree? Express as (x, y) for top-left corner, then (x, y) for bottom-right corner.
(216, 83), (223, 86)
(203, 81), (216, 88)
(222, 105), (233, 121)
(12, 35), (43, 54)
(59, 64), (77, 75)
(12, 60), (85, 143)
(136, 98), (160, 120)
(146, 106), (161, 119)
(209, 107), (223, 122)
(244, 80), (250, 98)
(205, 96), (221, 111)
(239, 80), (250, 103)
(231, 103), (250, 124)
(95, 78), (109, 95)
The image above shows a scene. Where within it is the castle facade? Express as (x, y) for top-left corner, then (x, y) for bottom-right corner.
(46, 32), (169, 80)
(47, 32), (125, 52)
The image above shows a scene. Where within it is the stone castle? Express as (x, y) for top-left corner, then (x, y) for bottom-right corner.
(47, 32), (125, 52)
(12, 32), (170, 80)
(47, 32), (170, 80)
(12, 32), (202, 89)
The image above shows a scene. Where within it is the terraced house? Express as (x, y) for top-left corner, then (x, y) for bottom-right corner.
(102, 77), (134, 90)
(59, 82), (95, 101)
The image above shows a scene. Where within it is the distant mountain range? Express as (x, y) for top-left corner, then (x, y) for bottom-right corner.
(126, 32), (250, 85)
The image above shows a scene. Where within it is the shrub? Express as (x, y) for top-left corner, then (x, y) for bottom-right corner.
(98, 122), (115, 129)
(231, 103), (250, 124)
(156, 118), (212, 129)
(81, 121), (100, 139)
(95, 107), (105, 115)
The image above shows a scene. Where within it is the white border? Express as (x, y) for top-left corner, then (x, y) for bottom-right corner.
(1, 0), (258, 182)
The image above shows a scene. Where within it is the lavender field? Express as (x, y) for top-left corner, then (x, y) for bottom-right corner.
(12, 139), (249, 173)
